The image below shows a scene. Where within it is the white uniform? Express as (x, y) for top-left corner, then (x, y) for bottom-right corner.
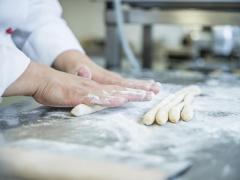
(0, 0), (84, 96)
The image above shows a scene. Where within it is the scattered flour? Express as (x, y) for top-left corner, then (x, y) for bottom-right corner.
(1, 69), (240, 180)
(2, 83), (240, 167)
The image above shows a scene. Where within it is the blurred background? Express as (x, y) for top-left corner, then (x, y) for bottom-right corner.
(59, 0), (240, 74)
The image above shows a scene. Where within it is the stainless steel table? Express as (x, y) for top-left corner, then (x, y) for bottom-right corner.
(1, 70), (240, 179)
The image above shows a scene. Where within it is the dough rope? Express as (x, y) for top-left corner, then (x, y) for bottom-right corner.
(71, 104), (106, 117)
(168, 101), (185, 123)
(168, 92), (199, 123)
(71, 85), (201, 124)
(142, 85), (201, 125)
(156, 92), (187, 125)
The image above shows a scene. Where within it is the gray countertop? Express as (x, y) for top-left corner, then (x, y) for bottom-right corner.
(0, 70), (240, 180)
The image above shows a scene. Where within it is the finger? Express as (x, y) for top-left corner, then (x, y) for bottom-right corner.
(150, 82), (161, 94)
(121, 79), (153, 90)
(120, 79), (160, 94)
(117, 88), (154, 101)
(77, 65), (92, 79)
(104, 85), (154, 102)
(81, 92), (128, 107)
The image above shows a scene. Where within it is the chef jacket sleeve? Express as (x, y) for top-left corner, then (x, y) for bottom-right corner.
(0, 33), (30, 96)
(12, 0), (84, 66)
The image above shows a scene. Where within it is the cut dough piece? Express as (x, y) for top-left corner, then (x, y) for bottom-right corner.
(142, 85), (199, 125)
(156, 86), (201, 125)
(181, 93), (195, 121)
(168, 102), (185, 123)
(155, 93), (186, 125)
(71, 104), (106, 117)
(169, 88), (201, 123)
(142, 94), (175, 125)
(180, 92), (198, 121)
(181, 105), (194, 121)
(168, 92), (197, 123)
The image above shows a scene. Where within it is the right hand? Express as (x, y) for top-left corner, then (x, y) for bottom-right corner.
(3, 62), (154, 107)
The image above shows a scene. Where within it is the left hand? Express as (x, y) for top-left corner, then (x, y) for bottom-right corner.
(53, 50), (161, 94)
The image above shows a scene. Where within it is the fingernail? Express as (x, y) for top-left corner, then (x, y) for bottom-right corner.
(78, 65), (92, 79)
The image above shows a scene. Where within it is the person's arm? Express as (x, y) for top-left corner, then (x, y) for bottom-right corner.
(1, 32), (152, 107)
(0, 34), (31, 97)
(12, 0), (160, 94)
(4, 60), (153, 107)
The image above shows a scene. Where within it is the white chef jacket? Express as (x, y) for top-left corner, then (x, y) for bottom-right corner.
(0, 0), (84, 96)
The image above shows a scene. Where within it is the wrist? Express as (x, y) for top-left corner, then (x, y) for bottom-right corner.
(3, 62), (45, 97)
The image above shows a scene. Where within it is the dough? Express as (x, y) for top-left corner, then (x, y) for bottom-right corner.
(168, 102), (185, 123)
(71, 104), (106, 117)
(181, 104), (194, 121)
(71, 86), (201, 123)
(168, 92), (198, 123)
(180, 87), (201, 121)
(142, 86), (199, 125)
(155, 93), (186, 125)
(142, 94), (175, 125)
(161, 87), (201, 125)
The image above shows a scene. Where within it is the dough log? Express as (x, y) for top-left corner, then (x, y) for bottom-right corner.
(168, 102), (185, 123)
(168, 87), (201, 123)
(155, 93), (186, 125)
(180, 92), (200, 121)
(142, 85), (201, 125)
(142, 94), (175, 125)
(71, 104), (106, 117)
(142, 85), (199, 125)
(156, 86), (201, 125)
(181, 105), (194, 121)
(168, 91), (200, 123)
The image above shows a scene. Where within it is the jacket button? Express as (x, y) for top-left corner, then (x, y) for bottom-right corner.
(6, 27), (14, 35)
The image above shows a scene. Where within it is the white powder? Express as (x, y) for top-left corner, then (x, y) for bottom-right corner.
(73, 84), (240, 159)
(86, 93), (101, 103)
(2, 83), (240, 169)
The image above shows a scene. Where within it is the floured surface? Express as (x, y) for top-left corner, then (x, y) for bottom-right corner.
(1, 73), (240, 179)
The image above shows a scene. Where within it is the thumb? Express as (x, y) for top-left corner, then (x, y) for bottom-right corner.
(76, 65), (92, 79)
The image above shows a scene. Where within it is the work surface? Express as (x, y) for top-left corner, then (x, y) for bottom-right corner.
(0, 71), (240, 180)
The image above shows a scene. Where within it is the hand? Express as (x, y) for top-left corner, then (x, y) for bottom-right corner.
(3, 62), (153, 107)
(53, 50), (161, 94)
